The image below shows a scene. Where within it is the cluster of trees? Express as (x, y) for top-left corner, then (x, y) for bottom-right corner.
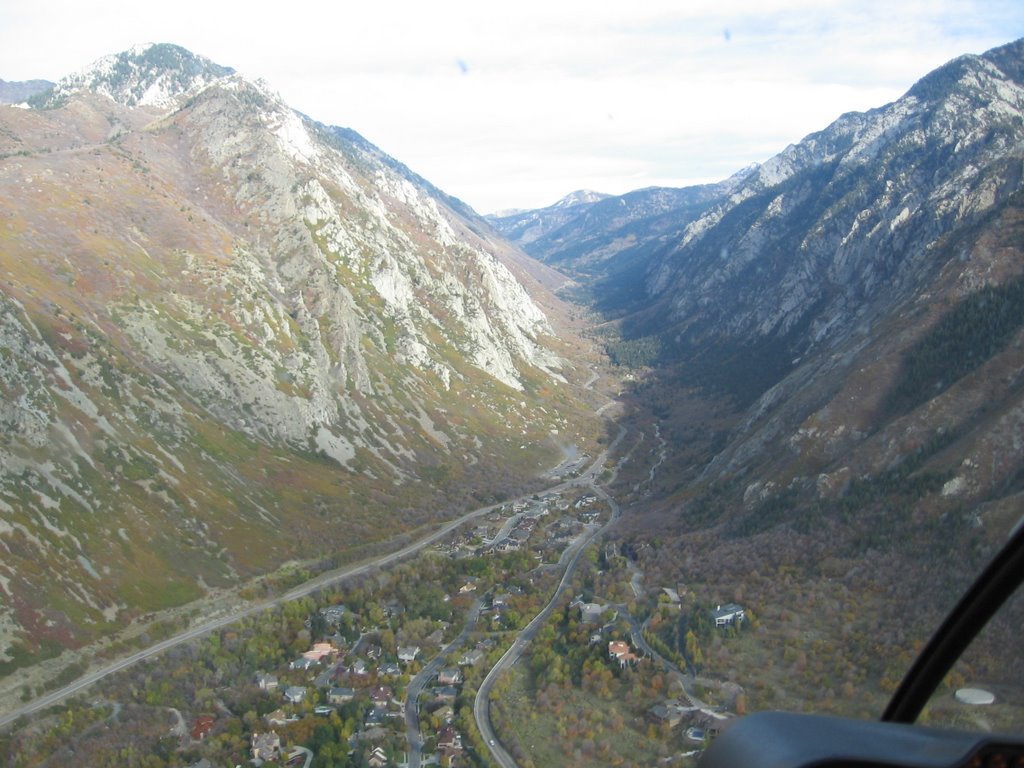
(886, 273), (1024, 416)
(604, 334), (662, 369)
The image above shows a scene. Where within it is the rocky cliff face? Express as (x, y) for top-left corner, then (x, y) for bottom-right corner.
(627, 41), (1024, 371)
(0, 44), (593, 662)
(483, 38), (1024, 575)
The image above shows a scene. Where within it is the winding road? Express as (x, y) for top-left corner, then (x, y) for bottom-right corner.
(404, 597), (484, 768)
(474, 429), (625, 768)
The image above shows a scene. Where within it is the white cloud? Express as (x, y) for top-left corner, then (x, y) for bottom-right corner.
(1, 0), (1022, 212)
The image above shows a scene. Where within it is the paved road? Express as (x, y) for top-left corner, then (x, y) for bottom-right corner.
(286, 746), (313, 768)
(474, 429), (625, 768)
(0, 478), (576, 730)
(404, 598), (484, 768)
(621, 611), (704, 706)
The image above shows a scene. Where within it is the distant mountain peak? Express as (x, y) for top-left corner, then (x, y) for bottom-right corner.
(32, 42), (235, 109)
(553, 189), (611, 209)
(0, 78), (54, 105)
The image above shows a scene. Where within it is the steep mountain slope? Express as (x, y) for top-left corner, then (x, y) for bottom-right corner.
(615, 40), (1024, 398)
(589, 39), (1024, 708)
(0, 44), (598, 666)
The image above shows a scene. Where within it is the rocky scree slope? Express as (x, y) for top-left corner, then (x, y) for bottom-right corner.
(0, 44), (593, 664)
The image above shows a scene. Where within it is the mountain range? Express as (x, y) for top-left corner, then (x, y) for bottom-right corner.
(0, 44), (598, 669)
(2, 35), (1024, 710)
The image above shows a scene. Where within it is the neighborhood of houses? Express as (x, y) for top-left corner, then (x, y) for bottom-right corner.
(433, 492), (597, 559)
(241, 608), (482, 767)
(220, 490), (614, 767)
(175, 489), (745, 766)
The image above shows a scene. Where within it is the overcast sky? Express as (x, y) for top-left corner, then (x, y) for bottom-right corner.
(2, 1), (1023, 214)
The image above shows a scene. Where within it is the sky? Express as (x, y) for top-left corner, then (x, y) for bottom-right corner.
(2, 1), (1023, 214)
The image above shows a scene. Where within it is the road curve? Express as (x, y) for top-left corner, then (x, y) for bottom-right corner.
(474, 429), (625, 768)
(404, 598), (484, 768)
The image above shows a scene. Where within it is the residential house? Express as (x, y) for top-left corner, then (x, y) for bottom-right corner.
(510, 528), (531, 545)
(255, 672), (278, 691)
(351, 658), (369, 676)
(647, 699), (691, 728)
(313, 667), (335, 689)
(437, 667), (462, 686)
(458, 648), (484, 667)
(432, 704), (455, 723)
(290, 657), (318, 672)
(398, 646), (420, 663)
(251, 732), (281, 762)
(661, 587), (681, 604)
(190, 715), (215, 741)
(379, 662), (401, 677)
(367, 746), (389, 768)
(328, 687), (355, 705)
(424, 628), (445, 646)
(438, 725), (464, 766)
(578, 602), (606, 624)
(314, 705), (335, 716)
(437, 725), (463, 750)
(608, 640), (639, 667)
(264, 708), (292, 727)
(364, 706), (388, 727)
(284, 685), (307, 704)
(303, 641), (336, 662)
(648, 703), (683, 728)
(712, 603), (746, 628)
(369, 685), (394, 706)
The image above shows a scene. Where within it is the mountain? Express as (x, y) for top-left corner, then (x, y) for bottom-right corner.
(0, 79), (53, 105)
(612, 39), (1024, 405)
(487, 189), (611, 248)
(574, 39), (1024, 699)
(29, 43), (234, 109)
(0, 44), (597, 667)
(488, 172), (755, 289)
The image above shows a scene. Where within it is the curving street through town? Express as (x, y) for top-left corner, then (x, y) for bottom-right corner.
(474, 430), (625, 768)
(404, 597), (484, 768)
